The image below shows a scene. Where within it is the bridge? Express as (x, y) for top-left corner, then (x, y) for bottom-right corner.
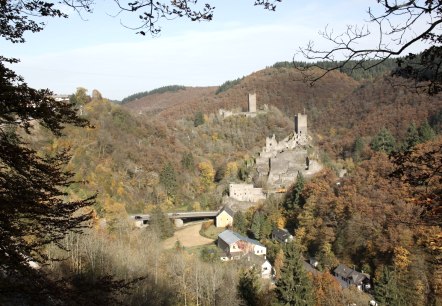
(130, 210), (219, 227)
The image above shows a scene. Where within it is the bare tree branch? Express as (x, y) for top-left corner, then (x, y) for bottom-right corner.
(297, 0), (442, 94)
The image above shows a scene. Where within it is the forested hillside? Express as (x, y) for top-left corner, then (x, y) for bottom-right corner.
(16, 65), (442, 305)
(124, 65), (442, 159)
(2, 0), (441, 304)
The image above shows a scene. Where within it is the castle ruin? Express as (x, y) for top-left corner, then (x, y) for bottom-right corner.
(219, 93), (267, 119)
(255, 113), (321, 190)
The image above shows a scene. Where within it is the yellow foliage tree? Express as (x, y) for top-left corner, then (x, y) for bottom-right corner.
(198, 161), (215, 192)
(225, 161), (238, 178)
(313, 271), (343, 306)
(103, 196), (127, 231)
(393, 246), (411, 271)
(276, 215), (286, 229)
(274, 249), (285, 280)
(294, 227), (308, 253)
(192, 201), (201, 211)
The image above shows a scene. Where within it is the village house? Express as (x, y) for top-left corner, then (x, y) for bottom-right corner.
(242, 254), (274, 279)
(218, 230), (266, 261)
(271, 228), (293, 243)
(333, 264), (371, 291)
(215, 206), (235, 227)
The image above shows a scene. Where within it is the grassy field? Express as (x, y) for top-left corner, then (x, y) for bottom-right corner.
(200, 222), (225, 239)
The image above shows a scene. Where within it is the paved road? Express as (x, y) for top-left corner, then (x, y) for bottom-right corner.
(162, 223), (215, 249)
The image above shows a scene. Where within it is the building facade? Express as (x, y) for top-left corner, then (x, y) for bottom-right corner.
(229, 183), (266, 202)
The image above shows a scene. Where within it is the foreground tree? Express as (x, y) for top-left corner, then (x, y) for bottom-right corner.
(1, 1), (92, 302)
(0, 57), (96, 302)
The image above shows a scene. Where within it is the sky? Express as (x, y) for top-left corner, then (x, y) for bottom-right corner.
(0, 0), (430, 100)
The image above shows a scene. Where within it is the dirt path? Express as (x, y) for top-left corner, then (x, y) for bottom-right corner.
(162, 222), (215, 249)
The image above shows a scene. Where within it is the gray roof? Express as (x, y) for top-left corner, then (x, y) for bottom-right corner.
(218, 230), (264, 247)
(242, 253), (269, 266)
(217, 206), (235, 218)
(272, 228), (292, 241)
(333, 264), (369, 285)
(302, 261), (320, 276)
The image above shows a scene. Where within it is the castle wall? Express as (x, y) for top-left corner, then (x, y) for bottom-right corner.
(267, 150), (308, 188)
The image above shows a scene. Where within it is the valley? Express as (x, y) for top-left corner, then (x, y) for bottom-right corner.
(5, 63), (442, 305)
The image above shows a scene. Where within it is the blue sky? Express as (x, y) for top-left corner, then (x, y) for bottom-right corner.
(0, 0), (429, 100)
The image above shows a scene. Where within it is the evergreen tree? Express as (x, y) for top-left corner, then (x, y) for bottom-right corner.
(250, 211), (271, 240)
(160, 162), (177, 196)
(403, 123), (420, 151)
(370, 128), (396, 154)
(238, 162), (251, 181)
(418, 120), (436, 142)
(149, 206), (174, 239)
(284, 172), (305, 210)
(181, 152), (194, 170)
(275, 243), (315, 306)
(429, 109), (442, 133)
(214, 163), (226, 182)
(0, 57), (96, 302)
(233, 211), (248, 235)
(374, 266), (403, 306)
(352, 136), (364, 162)
(237, 268), (261, 306)
(251, 211), (265, 240)
(194, 111), (205, 127)
(261, 217), (272, 239)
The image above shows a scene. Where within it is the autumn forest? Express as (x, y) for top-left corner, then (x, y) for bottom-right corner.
(1, 1), (442, 305)
(3, 60), (437, 305)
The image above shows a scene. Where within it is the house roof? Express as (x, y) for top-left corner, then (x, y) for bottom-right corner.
(217, 206), (235, 218)
(218, 230), (264, 247)
(334, 264), (370, 285)
(302, 261), (320, 276)
(242, 253), (271, 267)
(272, 228), (293, 241)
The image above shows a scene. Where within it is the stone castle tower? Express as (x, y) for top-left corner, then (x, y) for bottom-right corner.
(294, 113), (307, 136)
(248, 93), (257, 113)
